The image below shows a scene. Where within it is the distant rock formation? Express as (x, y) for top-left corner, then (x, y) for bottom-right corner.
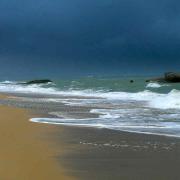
(26, 79), (52, 84)
(146, 72), (180, 83)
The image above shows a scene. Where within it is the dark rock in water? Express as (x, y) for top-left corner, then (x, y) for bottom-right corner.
(146, 72), (180, 83)
(164, 72), (180, 82)
(26, 79), (53, 84)
(130, 80), (134, 83)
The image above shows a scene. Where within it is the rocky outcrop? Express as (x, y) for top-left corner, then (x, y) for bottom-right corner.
(164, 72), (180, 82)
(26, 79), (53, 84)
(147, 72), (180, 83)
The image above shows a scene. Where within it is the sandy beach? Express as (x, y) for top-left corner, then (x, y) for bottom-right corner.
(0, 94), (180, 180)
(0, 103), (73, 180)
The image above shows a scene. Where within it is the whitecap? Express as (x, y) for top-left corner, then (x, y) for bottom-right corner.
(146, 82), (162, 88)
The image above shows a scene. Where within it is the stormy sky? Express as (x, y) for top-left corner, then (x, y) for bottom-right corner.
(0, 0), (180, 79)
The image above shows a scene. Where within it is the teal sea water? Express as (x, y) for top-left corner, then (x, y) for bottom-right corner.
(54, 76), (180, 93)
(1, 76), (180, 137)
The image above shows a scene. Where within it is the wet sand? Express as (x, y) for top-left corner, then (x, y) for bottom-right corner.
(51, 126), (180, 180)
(0, 105), (74, 180)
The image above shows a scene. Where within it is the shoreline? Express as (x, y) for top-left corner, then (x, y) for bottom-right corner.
(1, 93), (180, 179)
(0, 103), (74, 179)
(30, 118), (180, 139)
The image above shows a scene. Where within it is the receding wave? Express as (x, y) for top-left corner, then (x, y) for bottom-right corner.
(30, 116), (180, 138)
(1, 80), (180, 137)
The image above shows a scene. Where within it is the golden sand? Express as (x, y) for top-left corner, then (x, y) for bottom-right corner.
(0, 104), (74, 180)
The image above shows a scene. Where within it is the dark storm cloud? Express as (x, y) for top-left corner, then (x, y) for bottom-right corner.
(0, 0), (180, 77)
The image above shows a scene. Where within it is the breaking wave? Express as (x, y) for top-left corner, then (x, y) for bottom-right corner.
(146, 82), (169, 88)
(0, 81), (179, 109)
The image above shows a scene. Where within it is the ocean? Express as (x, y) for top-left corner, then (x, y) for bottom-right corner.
(1, 76), (180, 138)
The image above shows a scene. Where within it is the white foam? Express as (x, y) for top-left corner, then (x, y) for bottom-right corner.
(0, 82), (59, 94)
(1, 81), (20, 84)
(98, 90), (160, 101)
(0, 81), (180, 110)
(30, 117), (180, 138)
(98, 90), (180, 110)
(90, 109), (122, 119)
(149, 89), (180, 109)
(146, 82), (163, 88)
